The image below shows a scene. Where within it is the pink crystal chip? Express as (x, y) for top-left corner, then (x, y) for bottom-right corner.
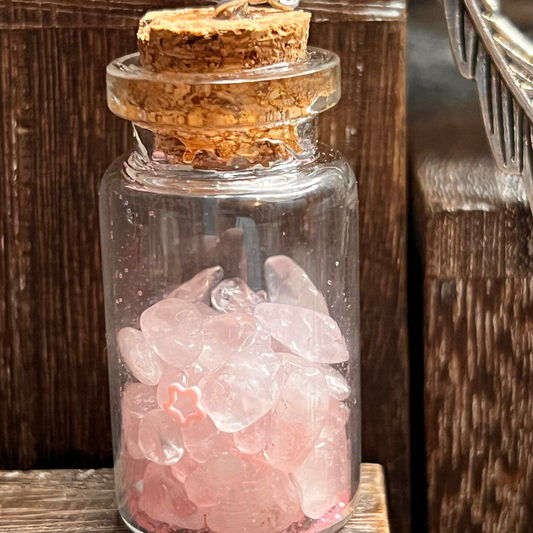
(199, 346), (282, 432)
(281, 353), (351, 401)
(211, 277), (267, 315)
(115, 448), (148, 499)
(138, 409), (185, 465)
(118, 327), (164, 386)
(140, 298), (204, 367)
(233, 411), (271, 455)
(170, 451), (199, 483)
(265, 255), (329, 315)
(266, 365), (329, 471)
(255, 302), (349, 364)
(195, 301), (218, 317)
(320, 400), (350, 445)
(122, 383), (158, 460)
(182, 415), (232, 463)
(185, 451), (301, 533)
(168, 266), (224, 304)
(293, 439), (351, 520)
(321, 365), (351, 401)
(203, 312), (271, 354)
(141, 462), (205, 530)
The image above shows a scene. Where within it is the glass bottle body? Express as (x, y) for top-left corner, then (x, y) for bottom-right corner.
(100, 141), (361, 533)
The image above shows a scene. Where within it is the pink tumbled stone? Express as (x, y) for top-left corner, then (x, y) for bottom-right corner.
(140, 298), (204, 368)
(199, 346), (282, 432)
(293, 438), (351, 520)
(185, 450), (301, 533)
(320, 400), (350, 444)
(122, 383), (158, 460)
(266, 365), (329, 472)
(168, 266), (224, 304)
(115, 448), (148, 501)
(138, 409), (185, 465)
(281, 353), (351, 401)
(211, 277), (267, 315)
(233, 412), (271, 455)
(186, 359), (210, 386)
(171, 451), (199, 483)
(118, 327), (165, 386)
(182, 415), (231, 463)
(141, 462), (205, 530)
(203, 313), (271, 354)
(156, 366), (189, 409)
(195, 301), (218, 317)
(321, 366), (351, 401)
(255, 303), (348, 364)
(265, 255), (329, 315)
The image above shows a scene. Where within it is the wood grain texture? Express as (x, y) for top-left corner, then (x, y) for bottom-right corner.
(410, 3), (533, 531)
(0, 1), (408, 531)
(0, 0), (405, 29)
(0, 464), (390, 533)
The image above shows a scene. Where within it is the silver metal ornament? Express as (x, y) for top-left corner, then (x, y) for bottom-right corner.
(443, 0), (533, 210)
(215, 0), (299, 18)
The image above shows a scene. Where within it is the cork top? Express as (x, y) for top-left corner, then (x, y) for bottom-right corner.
(137, 7), (311, 73)
(107, 5), (340, 168)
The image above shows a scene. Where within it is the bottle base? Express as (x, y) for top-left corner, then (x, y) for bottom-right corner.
(119, 485), (361, 533)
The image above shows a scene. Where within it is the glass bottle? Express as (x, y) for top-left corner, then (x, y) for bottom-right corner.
(101, 16), (360, 533)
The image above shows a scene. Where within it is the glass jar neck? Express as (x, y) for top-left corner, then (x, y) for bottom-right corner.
(131, 118), (320, 172)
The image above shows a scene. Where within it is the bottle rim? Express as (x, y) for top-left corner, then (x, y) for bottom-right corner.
(106, 47), (341, 131)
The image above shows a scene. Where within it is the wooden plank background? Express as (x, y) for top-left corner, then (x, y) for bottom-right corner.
(409, 3), (533, 531)
(0, 1), (409, 530)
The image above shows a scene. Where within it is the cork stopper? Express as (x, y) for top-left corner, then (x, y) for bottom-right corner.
(107, 5), (340, 168)
(137, 7), (311, 73)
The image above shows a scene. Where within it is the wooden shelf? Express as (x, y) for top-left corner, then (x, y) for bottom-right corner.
(0, 463), (389, 533)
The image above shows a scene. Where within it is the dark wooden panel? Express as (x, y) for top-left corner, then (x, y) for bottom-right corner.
(413, 112), (533, 532)
(0, 464), (390, 533)
(410, 3), (533, 531)
(0, 1), (405, 28)
(0, 1), (408, 531)
(0, 27), (133, 470)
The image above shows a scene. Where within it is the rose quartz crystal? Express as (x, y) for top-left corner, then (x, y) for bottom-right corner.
(182, 415), (231, 463)
(265, 255), (329, 315)
(199, 346), (282, 432)
(320, 400), (350, 444)
(203, 312), (271, 354)
(281, 353), (351, 401)
(141, 462), (205, 530)
(140, 298), (204, 367)
(118, 255), (354, 530)
(195, 301), (218, 317)
(118, 327), (164, 386)
(116, 449), (148, 501)
(321, 366), (351, 401)
(266, 365), (329, 471)
(293, 439), (351, 519)
(138, 409), (185, 465)
(233, 412), (271, 455)
(156, 366), (189, 409)
(255, 303), (348, 364)
(171, 451), (199, 483)
(168, 266), (224, 304)
(211, 277), (267, 315)
(122, 383), (158, 460)
(185, 451), (301, 533)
